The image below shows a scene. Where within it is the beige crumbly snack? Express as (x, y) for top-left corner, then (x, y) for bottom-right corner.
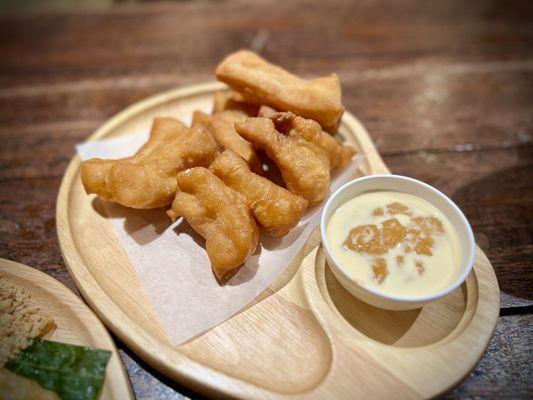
(210, 150), (308, 237)
(215, 50), (345, 130)
(0, 368), (61, 400)
(81, 118), (217, 209)
(259, 106), (356, 169)
(0, 277), (56, 367)
(192, 110), (263, 174)
(167, 167), (259, 279)
(213, 91), (259, 116)
(235, 117), (330, 205)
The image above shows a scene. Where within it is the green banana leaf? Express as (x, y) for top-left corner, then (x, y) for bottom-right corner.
(6, 339), (111, 400)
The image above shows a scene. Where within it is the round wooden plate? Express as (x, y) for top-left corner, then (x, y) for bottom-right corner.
(57, 82), (500, 399)
(0, 258), (134, 400)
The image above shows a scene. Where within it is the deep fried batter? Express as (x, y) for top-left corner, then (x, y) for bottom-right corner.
(259, 107), (356, 169)
(167, 167), (258, 279)
(235, 117), (330, 205)
(213, 91), (259, 116)
(216, 50), (345, 129)
(81, 118), (217, 209)
(192, 110), (262, 174)
(210, 150), (308, 237)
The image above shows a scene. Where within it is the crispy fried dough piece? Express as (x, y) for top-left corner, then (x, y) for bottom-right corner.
(167, 167), (259, 279)
(81, 118), (217, 209)
(213, 91), (259, 116)
(192, 110), (263, 174)
(215, 50), (345, 129)
(259, 107), (356, 169)
(235, 118), (330, 205)
(210, 150), (308, 237)
(323, 119), (341, 135)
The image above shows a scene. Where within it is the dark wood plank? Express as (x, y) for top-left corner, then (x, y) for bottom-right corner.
(1, 0), (532, 87)
(445, 314), (533, 399)
(346, 62), (533, 154)
(0, 177), (76, 288)
(0, 0), (532, 398)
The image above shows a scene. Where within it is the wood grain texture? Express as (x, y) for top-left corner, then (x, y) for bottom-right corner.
(0, 0), (531, 398)
(114, 314), (533, 400)
(445, 313), (533, 399)
(0, 258), (134, 399)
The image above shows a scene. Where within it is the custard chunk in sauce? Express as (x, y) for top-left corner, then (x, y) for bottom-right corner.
(326, 191), (461, 297)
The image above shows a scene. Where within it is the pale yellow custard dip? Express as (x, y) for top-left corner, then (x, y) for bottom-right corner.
(326, 191), (461, 298)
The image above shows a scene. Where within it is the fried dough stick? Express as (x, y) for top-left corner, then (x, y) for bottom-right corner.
(81, 118), (217, 209)
(167, 167), (258, 279)
(210, 150), (308, 237)
(235, 118), (330, 205)
(213, 91), (259, 116)
(193, 110), (263, 174)
(215, 50), (345, 130)
(259, 107), (356, 169)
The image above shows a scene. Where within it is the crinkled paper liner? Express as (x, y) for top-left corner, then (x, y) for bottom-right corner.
(77, 115), (363, 345)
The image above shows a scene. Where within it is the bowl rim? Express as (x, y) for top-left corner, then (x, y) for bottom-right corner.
(320, 174), (476, 304)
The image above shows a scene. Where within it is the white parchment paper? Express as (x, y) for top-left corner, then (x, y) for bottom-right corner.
(77, 114), (362, 345)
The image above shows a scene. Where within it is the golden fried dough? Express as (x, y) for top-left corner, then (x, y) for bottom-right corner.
(235, 117), (330, 205)
(213, 91), (259, 116)
(81, 118), (217, 209)
(193, 110), (263, 174)
(216, 50), (345, 129)
(167, 167), (258, 279)
(210, 150), (308, 237)
(259, 107), (356, 169)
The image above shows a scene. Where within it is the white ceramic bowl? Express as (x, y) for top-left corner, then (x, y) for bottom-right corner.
(320, 174), (475, 310)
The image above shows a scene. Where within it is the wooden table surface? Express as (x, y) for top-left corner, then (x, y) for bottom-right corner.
(1, 0), (531, 398)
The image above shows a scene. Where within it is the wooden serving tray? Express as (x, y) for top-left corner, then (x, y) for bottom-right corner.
(0, 258), (134, 400)
(57, 82), (500, 399)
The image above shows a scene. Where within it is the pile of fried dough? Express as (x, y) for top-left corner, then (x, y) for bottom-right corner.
(81, 50), (356, 280)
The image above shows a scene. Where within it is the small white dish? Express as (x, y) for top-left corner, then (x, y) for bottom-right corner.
(320, 174), (475, 310)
